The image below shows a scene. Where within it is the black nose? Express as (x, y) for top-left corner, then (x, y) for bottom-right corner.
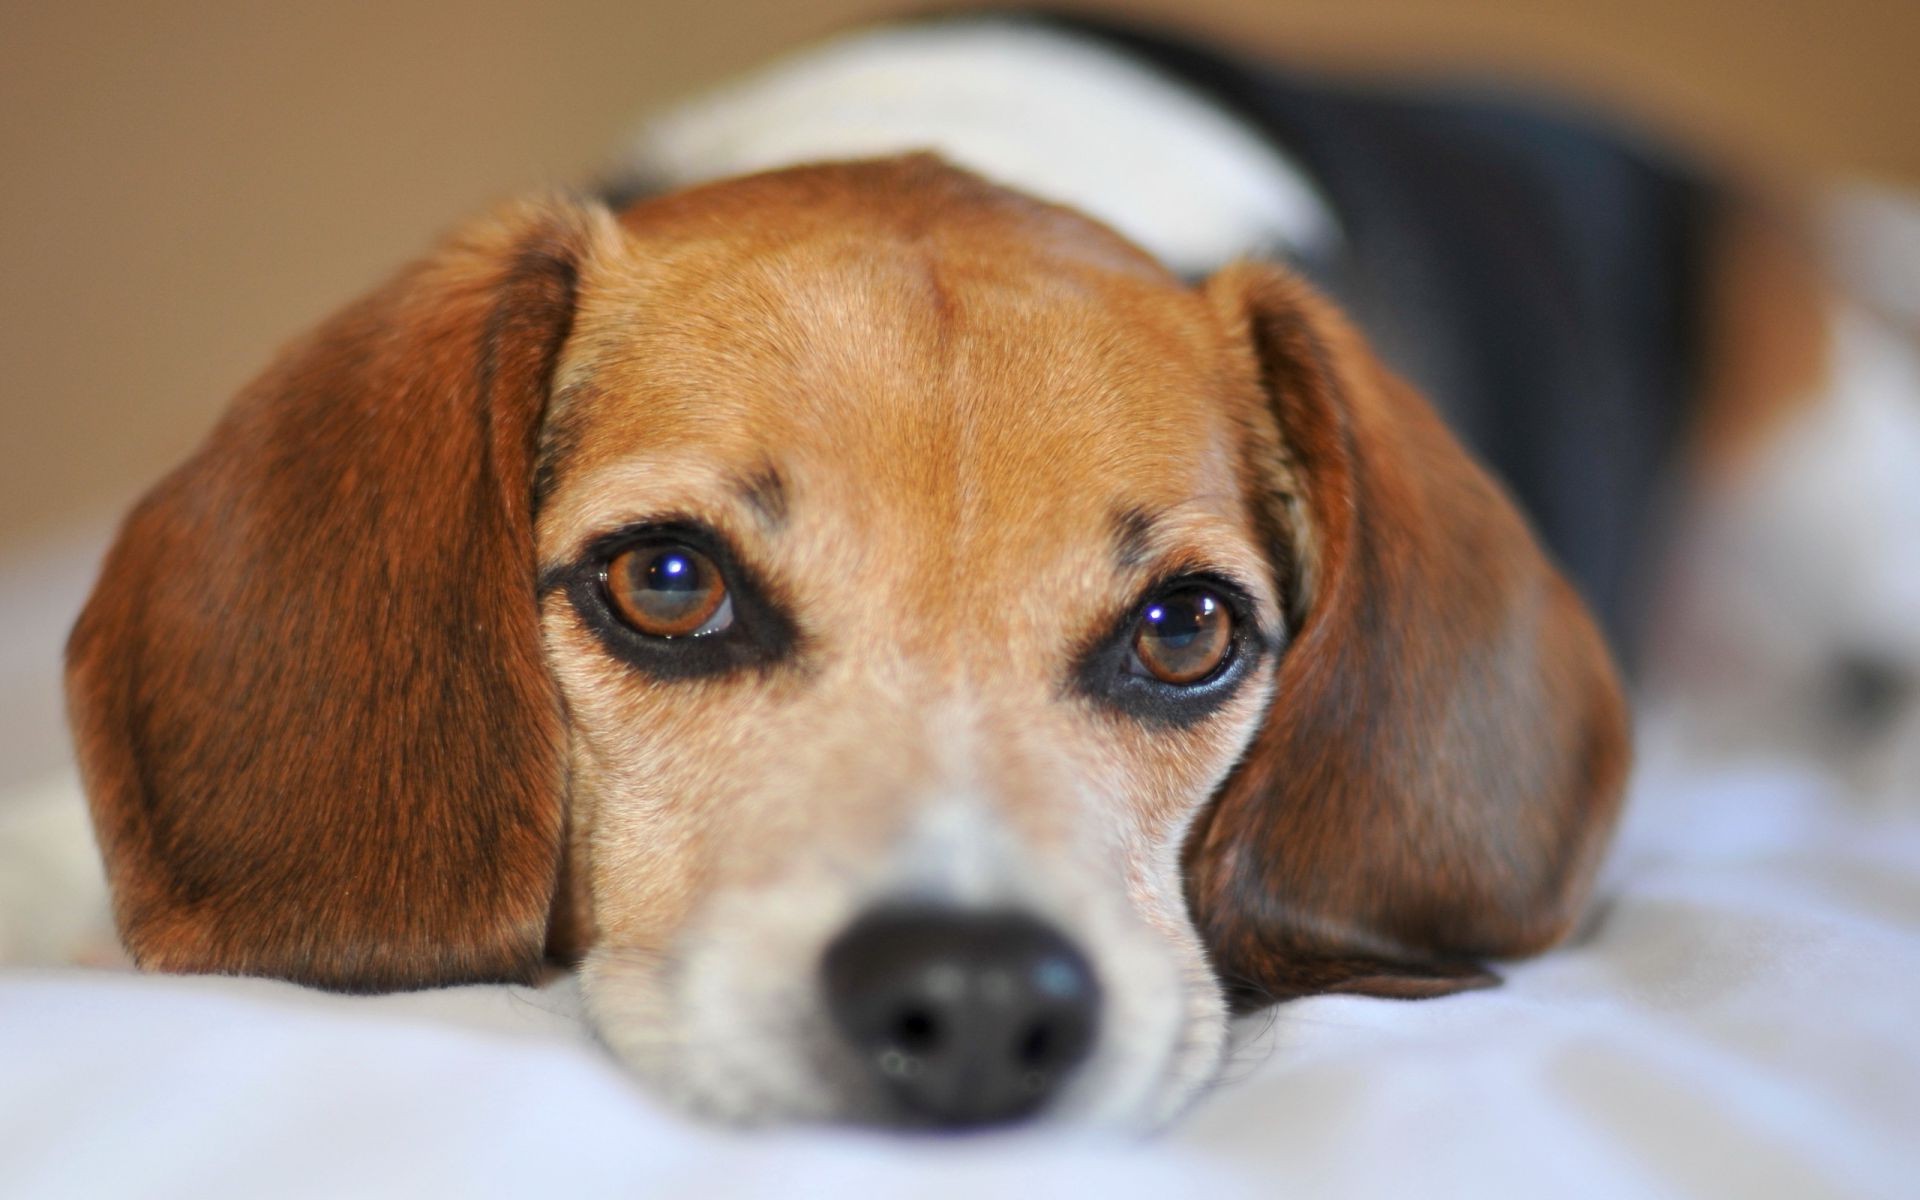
(822, 907), (1101, 1128)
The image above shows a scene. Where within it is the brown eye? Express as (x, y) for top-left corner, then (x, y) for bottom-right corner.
(1131, 587), (1233, 685)
(604, 544), (731, 638)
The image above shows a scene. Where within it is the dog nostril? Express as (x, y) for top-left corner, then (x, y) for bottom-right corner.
(822, 907), (1101, 1127)
(1017, 1019), (1055, 1070)
(892, 1007), (941, 1055)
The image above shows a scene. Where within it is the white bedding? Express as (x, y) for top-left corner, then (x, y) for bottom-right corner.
(4, 750), (1917, 1199)
(4, 518), (1918, 1197)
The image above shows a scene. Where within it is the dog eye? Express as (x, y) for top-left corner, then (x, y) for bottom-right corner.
(1130, 587), (1233, 685)
(603, 544), (733, 638)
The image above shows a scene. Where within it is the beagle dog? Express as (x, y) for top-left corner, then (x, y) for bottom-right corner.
(66, 10), (1913, 1128)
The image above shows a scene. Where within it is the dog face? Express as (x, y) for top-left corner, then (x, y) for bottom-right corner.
(67, 158), (1628, 1128)
(537, 165), (1292, 1123)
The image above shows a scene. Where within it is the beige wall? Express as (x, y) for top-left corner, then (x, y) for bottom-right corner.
(5, 0), (1916, 553)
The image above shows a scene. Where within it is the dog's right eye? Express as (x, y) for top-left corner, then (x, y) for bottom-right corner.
(604, 544), (733, 639)
(555, 521), (799, 680)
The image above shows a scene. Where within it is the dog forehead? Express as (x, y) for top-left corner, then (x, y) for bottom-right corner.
(546, 163), (1252, 536)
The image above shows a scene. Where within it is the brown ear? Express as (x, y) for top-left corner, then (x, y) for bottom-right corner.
(65, 197), (615, 992)
(1190, 264), (1630, 1007)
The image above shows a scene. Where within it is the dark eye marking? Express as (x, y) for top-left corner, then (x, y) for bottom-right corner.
(1110, 506), (1161, 571)
(1071, 569), (1277, 727)
(734, 463), (790, 530)
(547, 519), (799, 680)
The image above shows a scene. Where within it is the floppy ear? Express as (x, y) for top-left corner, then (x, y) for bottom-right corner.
(1189, 264), (1630, 1006)
(65, 197), (617, 992)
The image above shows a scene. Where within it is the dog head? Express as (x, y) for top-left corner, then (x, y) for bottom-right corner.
(68, 157), (1627, 1128)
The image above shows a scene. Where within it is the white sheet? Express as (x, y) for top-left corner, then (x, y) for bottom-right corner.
(4, 751), (1917, 1199)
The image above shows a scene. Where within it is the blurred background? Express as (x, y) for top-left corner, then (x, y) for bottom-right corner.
(2, 0), (1917, 786)
(6, 0), (1920, 554)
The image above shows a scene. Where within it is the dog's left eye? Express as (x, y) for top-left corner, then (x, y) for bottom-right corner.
(1130, 587), (1234, 684)
(1073, 572), (1266, 726)
(603, 544), (733, 638)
